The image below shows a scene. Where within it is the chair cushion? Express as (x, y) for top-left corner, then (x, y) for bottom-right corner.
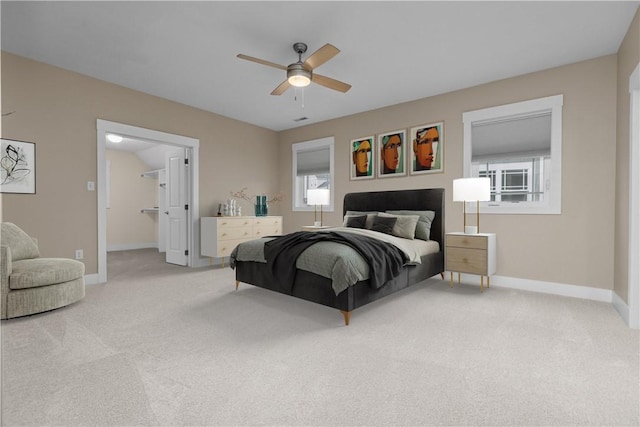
(9, 258), (85, 290)
(1, 222), (40, 261)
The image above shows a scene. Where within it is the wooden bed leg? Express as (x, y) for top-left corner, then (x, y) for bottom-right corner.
(235, 280), (239, 290)
(340, 310), (351, 326)
(440, 272), (445, 280)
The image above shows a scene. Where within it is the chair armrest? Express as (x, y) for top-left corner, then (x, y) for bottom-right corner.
(1, 246), (11, 319)
(1, 245), (12, 290)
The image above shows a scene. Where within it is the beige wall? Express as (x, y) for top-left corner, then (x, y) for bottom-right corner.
(0, 46), (627, 292)
(279, 55), (618, 290)
(105, 149), (158, 248)
(1, 52), (280, 274)
(614, 8), (640, 304)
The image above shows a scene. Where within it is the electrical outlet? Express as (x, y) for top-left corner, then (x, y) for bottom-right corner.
(75, 249), (83, 260)
(87, 181), (95, 191)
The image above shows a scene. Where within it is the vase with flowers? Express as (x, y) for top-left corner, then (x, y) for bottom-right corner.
(230, 188), (284, 217)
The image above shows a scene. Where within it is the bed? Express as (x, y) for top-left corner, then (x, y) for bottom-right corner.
(230, 188), (445, 325)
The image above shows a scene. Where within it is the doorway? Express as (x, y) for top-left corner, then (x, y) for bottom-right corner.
(96, 120), (200, 283)
(628, 64), (639, 329)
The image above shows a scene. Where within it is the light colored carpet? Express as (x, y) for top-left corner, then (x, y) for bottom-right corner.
(1, 248), (638, 426)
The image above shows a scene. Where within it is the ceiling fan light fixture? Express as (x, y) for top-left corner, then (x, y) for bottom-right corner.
(106, 134), (123, 143)
(287, 64), (311, 88)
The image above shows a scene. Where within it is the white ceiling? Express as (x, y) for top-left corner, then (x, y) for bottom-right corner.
(2, 1), (638, 132)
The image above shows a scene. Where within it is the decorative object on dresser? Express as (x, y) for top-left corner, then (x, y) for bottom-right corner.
(306, 188), (330, 226)
(201, 216), (282, 267)
(229, 188), (284, 217)
(453, 177), (491, 234)
(445, 232), (496, 292)
(230, 188), (445, 325)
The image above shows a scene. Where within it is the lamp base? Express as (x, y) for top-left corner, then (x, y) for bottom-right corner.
(464, 226), (479, 234)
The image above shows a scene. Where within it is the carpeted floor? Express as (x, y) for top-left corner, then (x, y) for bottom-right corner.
(1, 248), (638, 426)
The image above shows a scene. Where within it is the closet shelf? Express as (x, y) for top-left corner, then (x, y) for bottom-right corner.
(140, 169), (164, 179)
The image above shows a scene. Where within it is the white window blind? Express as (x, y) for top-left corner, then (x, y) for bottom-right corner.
(471, 112), (551, 162)
(296, 147), (330, 176)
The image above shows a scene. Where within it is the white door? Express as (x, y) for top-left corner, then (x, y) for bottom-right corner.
(165, 148), (188, 266)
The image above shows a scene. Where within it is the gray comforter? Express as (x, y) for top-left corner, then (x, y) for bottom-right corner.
(229, 227), (424, 295)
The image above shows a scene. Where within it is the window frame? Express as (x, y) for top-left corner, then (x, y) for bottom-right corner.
(463, 94), (563, 214)
(291, 136), (335, 212)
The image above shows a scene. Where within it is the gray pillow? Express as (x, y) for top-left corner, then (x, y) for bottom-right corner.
(0, 222), (40, 261)
(345, 211), (379, 229)
(370, 215), (397, 235)
(386, 210), (435, 241)
(345, 215), (367, 229)
(378, 212), (420, 240)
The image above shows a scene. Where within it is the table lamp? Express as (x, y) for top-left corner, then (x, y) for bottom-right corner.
(453, 177), (491, 234)
(307, 188), (330, 227)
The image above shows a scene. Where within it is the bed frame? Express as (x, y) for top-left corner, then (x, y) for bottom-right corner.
(234, 188), (445, 325)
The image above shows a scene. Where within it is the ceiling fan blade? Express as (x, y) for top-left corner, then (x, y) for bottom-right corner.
(303, 44), (339, 70)
(312, 74), (352, 93)
(237, 54), (287, 71)
(271, 80), (291, 95)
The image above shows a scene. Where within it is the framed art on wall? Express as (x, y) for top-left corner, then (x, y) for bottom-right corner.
(409, 121), (444, 175)
(0, 139), (36, 194)
(378, 130), (406, 178)
(350, 136), (374, 180)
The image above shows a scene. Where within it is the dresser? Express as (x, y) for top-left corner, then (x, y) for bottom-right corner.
(445, 232), (496, 291)
(201, 216), (282, 266)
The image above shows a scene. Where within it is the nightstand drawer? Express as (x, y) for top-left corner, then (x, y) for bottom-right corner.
(446, 247), (487, 275)
(446, 234), (487, 250)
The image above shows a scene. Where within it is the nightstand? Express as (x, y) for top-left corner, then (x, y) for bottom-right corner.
(445, 232), (496, 292)
(301, 225), (333, 232)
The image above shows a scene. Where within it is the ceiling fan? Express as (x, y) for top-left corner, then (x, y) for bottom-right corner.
(237, 42), (352, 95)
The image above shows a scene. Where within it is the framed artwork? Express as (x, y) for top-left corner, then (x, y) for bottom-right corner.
(378, 130), (406, 178)
(350, 135), (374, 180)
(409, 121), (444, 175)
(0, 139), (36, 194)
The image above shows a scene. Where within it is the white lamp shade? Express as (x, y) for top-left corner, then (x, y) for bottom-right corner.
(307, 188), (330, 206)
(453, 178), (491, 202)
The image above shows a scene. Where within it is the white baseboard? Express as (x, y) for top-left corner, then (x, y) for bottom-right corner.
(453, 273), (613, 302)
(612, 291), (630, 325)
(107, 242), (158, 252)
(84, 273), (100, 285)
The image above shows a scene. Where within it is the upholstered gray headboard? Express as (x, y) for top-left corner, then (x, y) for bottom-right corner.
(343, 188), (445, 247)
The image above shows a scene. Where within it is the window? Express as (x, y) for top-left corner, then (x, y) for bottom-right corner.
(292, 137), (334, 212)
(463, 95), (563, 214)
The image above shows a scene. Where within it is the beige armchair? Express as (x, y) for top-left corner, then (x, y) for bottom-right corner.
(1, 222), (85, 319)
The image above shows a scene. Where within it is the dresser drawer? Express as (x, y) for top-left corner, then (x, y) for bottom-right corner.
(446, 234), (487, 250)
(253, 224), (282, 238)
(253, 217), (281, 228)
(446, 247), (487, 275)
(217, 227), (252, 240)
(215, 238), (247, 258)
(217, 218), (252, 230)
